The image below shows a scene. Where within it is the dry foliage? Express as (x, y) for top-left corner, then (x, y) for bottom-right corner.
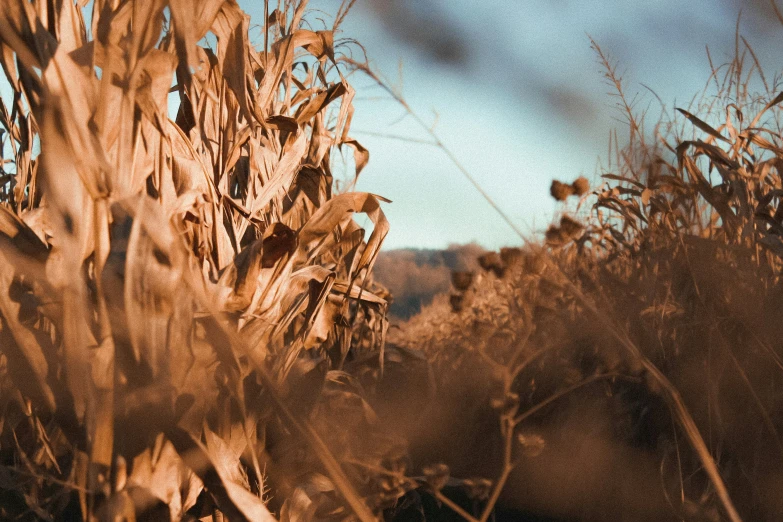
(388, 35), (783, 522)
(6, 1), (783, 521)
(0, 0), (402, 520)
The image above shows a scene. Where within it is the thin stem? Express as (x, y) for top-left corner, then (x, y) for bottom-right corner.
(556, 272), (743, 522)
(513, 373), (623, 425)
(478, 418), (515, 522)
(345, 58), (526, 242)
(434, 490), (480, 522)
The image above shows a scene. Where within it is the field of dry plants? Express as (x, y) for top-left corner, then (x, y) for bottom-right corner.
(3, 0), (783, 521)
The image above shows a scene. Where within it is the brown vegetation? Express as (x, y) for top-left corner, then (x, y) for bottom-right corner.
(387, 33), (783, 522)
(0, 1), (391, 520)
(3, 1), (783, 521)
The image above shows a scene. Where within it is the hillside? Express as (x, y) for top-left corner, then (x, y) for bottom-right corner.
(373, 244), (485, 319)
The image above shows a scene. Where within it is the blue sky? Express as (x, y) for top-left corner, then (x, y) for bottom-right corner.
(238, 0), (780, 250)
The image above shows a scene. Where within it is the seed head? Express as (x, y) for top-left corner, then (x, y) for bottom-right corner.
(451, 270), (474, 291)
(478, 251), (505, 277)
(572, 176), (590, 196)
(559, 215), (584, 238)
(545, 224), (566, 245)
(550, 180), (575, 201)
(500, 247), (523, 268)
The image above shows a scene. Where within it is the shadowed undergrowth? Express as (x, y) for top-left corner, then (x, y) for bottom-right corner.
(388, 30), (783, 522)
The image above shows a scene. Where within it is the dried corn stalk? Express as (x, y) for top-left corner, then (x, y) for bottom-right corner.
(0, 1), (394, 520)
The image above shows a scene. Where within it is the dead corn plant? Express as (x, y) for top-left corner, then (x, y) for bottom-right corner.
(386, 30), (783, 522)
(0, 0), (408, 520)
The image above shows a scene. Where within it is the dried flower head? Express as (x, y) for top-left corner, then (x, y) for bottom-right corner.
(545, 224), (566, 245)
(550, 180), (575, 201)
(462, 478), (493, 501)
(559, 215), (584, 238)
(451, 270), (474, 291)
(478, 251), (505, 277)
(517, 432), (546, 457)
(572, 176), (590, 196)
(500, 247), (523, 268)
(490, 390), (520, 417)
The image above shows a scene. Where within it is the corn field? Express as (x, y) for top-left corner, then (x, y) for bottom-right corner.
(0, 0), (395, 519)
(4, 1), (783, 521)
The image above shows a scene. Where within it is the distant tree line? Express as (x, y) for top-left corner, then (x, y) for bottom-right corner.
(373, 244), (485, 319)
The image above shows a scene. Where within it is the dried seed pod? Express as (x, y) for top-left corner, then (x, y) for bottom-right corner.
(451, 270), (474, 291)
(559, 215), (584, 238)
(478, 251), (504, 277)
(572, 176), (590, 196)
(550, 180), (575, 201)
